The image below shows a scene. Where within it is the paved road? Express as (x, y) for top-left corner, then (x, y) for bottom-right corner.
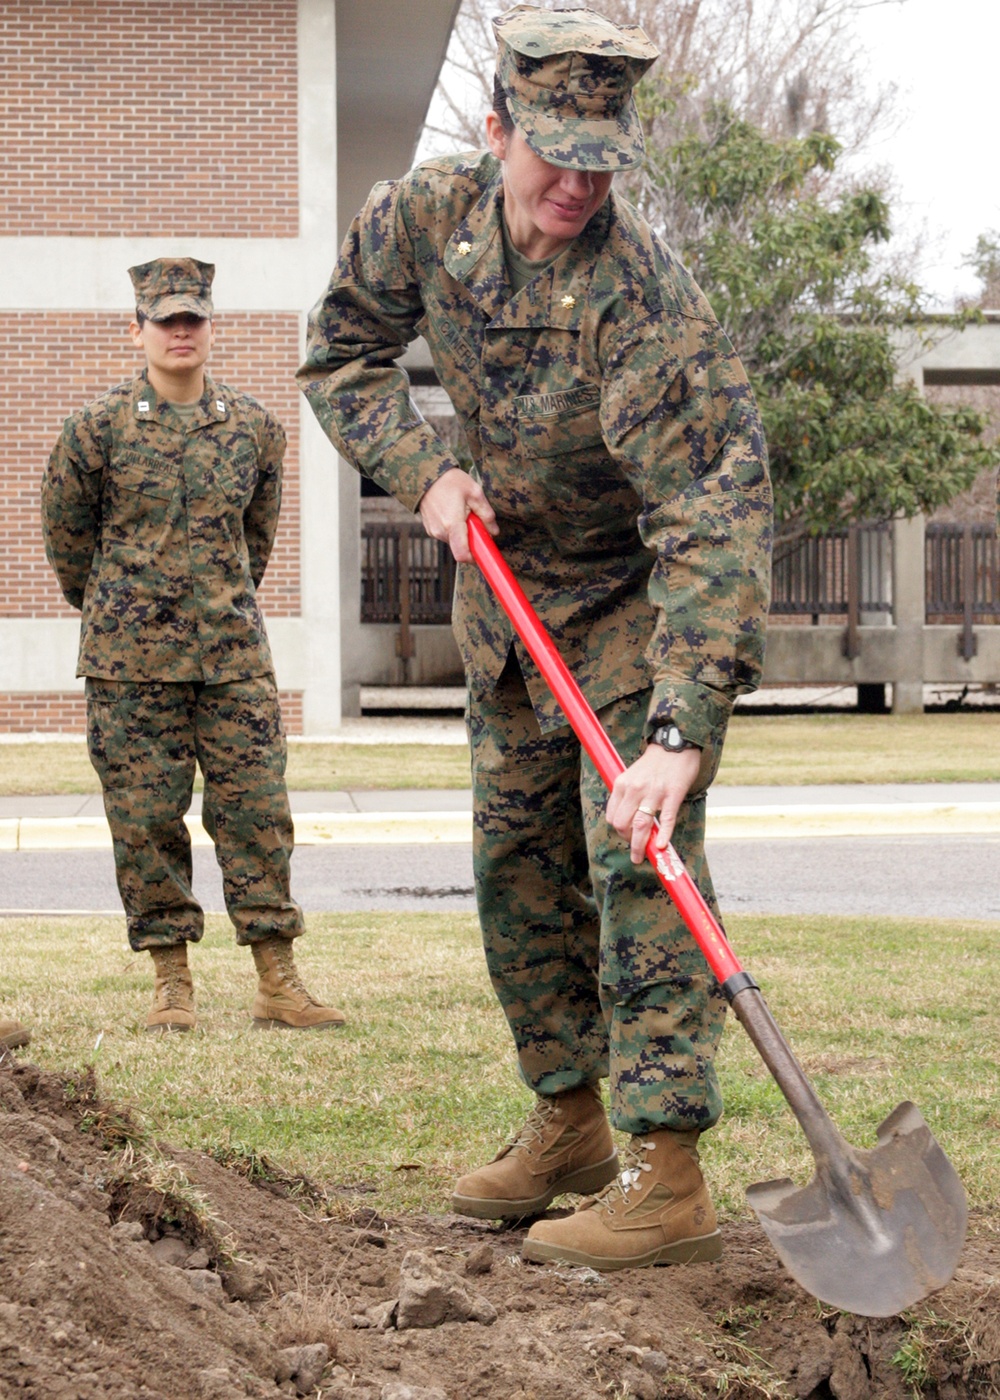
(1, 833), (997, 921)
(2, 784), (997, 921)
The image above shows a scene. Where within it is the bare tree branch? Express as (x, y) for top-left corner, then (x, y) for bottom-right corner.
(423, 0), (904, 171)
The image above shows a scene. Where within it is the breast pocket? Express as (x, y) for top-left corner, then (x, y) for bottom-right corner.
(106, 452), (179, 545)
(115, 459), (176, 499)
(513, 385), (639, 555)
(515, 385), (604, 460)
(215, 450), (258, 507)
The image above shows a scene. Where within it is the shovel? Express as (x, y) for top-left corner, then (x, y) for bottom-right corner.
(466, 514), (967, 1317)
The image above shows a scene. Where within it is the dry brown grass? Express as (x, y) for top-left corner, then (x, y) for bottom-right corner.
(1, 709), (998, 795)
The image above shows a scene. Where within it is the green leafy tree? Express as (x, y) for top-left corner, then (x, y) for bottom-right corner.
(627, 98), (998, 543)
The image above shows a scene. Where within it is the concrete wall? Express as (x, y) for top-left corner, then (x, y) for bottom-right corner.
(896, 313), (1000, 383)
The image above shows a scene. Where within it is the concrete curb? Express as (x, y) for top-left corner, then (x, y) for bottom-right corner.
(4, 802), (999, 851)
(705, 801), (1000, 839)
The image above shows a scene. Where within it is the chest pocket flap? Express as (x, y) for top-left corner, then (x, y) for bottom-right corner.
(113, 452), (178, 500)
(515, 385), (604, 459)
(216, 449), (258, 503)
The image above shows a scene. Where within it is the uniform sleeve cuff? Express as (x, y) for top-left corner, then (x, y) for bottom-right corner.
(645, 682), (733, 750)
(370, 421), (462, 513)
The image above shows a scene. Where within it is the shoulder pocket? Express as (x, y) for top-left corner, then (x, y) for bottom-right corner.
(359, 180), (412, 291)
(602, 317), (738, 479)
(601, 325), (683, 449)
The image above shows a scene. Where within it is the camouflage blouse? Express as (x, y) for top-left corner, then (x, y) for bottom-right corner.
(299, 150), (772, 746)
(42, 371), (284, 683)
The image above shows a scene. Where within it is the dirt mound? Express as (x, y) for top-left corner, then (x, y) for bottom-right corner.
(1, 1055), (997, 1399)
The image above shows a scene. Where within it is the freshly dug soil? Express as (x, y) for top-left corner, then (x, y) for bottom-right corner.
(1, 1055), (997, 1400)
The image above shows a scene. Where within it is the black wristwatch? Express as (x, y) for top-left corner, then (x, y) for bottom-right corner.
(649, 724), (700, 753)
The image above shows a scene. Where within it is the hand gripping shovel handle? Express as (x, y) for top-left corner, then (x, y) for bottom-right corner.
(468, 519), (743, 986)
(467, 516), (847, 1154)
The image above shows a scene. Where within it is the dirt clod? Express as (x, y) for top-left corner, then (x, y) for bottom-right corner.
(1, 1055), (997, 1399)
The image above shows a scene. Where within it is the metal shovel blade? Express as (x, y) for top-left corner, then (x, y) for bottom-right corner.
(747, 1101), (968, 1317)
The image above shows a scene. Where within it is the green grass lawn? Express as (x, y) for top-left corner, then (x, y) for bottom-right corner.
(8, 911), (996, 1221)
(1, 710), (999, 795)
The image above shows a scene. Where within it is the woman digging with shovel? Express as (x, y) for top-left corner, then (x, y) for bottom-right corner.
(298, 4), (772, 1272)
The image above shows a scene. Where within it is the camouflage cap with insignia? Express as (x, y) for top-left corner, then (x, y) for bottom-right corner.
(128, 257), (215, 321)
(493, 4), (658, 171)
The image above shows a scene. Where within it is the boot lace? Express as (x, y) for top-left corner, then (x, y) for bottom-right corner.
(271, 942), (318, 1005)
(164, 966), (186, 1007)
(592, 1136), (654, 1209)
(507, 1096), (559, 1151)
(153, 950), (189, 1009)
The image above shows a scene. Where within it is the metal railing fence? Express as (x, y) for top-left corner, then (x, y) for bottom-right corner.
(770, 524), (893, 621)
(360, 518), (999, 658)
(925, 523), (1000, 619)
(925, 522), (1000, 660)
(361, 521), (457, 626)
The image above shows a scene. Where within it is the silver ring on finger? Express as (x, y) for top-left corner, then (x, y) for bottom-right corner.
(637, 804), (657, 818)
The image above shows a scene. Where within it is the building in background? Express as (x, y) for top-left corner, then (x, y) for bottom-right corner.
(1, 0), (459, 735)
(2, 1), (996, 729)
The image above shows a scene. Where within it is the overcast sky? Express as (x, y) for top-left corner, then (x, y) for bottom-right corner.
(852, 0), (998, 308)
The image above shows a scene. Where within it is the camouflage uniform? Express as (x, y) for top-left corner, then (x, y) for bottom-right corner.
(298, 9), (772, 1133)
(42, 259), (303, 952)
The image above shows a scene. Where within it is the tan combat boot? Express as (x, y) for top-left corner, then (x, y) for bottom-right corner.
(146, 945), (197, 1033)
(451, 1082), (619, 1220)
(522, 1127), (722, 1271)
(0, 1016), (31, 1051)
(250, 937), (346, 1029)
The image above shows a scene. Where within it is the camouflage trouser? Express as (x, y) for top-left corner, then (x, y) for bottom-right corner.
(469, 652), (728, 1136)
(85, 676), (304, 951)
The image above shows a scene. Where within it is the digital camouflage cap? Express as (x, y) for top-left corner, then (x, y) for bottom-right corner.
(129, 257), (215, 321)
(493, 4), (658, 171)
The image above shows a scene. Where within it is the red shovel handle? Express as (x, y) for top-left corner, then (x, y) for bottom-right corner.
(467, 514), (747, 990)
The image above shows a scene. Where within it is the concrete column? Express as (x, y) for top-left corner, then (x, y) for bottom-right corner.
(296, 0), (342, 734)
(338, 458), (363, 717)
(891, 513), (926, 713)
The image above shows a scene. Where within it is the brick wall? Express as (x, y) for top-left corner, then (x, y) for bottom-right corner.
(3, 311), (302, 621)
(0, 0), (299, 237)
(0, 692), (87, 734)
